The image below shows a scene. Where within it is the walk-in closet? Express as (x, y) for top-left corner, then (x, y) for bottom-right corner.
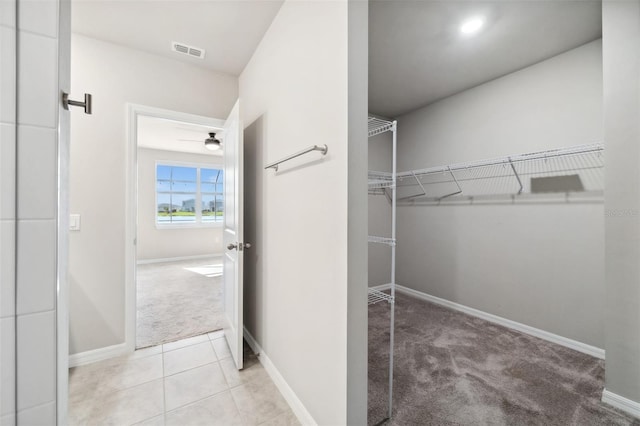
(366, 1), (639, 425)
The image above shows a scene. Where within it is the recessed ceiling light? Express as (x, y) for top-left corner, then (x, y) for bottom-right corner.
(460, 17), (484, 35)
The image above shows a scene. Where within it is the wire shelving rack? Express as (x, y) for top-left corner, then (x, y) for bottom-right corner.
(394, 143), (604, 203)
(367, 116), (397, 422)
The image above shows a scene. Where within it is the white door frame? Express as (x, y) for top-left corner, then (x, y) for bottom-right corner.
(125, 104), (225, 352)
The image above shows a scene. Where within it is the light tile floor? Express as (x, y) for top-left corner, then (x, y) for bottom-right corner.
(69, 332), (301, 426)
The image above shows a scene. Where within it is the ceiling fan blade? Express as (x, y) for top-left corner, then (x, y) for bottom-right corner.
(175, 125), (215, 134)
(178, 139), (202, 142)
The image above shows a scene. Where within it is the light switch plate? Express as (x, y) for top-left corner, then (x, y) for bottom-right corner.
(69, 214), (80, 231)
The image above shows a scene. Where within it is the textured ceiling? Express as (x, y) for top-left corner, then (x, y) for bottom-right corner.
(369, 1), (602, 117)
(72, 0), (284, 76)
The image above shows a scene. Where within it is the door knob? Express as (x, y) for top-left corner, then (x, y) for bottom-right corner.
(227, 243), (237, 250)
(62, 92), (92, 114)
(244, 242), (252, 249)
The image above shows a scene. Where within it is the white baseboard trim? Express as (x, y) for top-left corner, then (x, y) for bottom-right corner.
(69, 342), (128, 367)
(370, 283), (392, 291)
(602, 389), (640, 419)
(243, 327), (317, 426)
(370, 283), (605, 360)
(136, 254), (222, 265)
(243, 326), (260, 355)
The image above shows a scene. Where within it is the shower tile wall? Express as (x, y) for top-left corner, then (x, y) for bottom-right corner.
(1, 0), (61, 424)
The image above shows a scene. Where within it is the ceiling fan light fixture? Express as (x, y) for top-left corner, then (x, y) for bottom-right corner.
(204, 132), (221, 151)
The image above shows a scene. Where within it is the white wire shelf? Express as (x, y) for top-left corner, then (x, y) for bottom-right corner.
(395, 143), (604, 202)
(368, 117), (395, 137)
(368, 288), (394, 305)
(369, 188), (388, 196)
(368, 235), (396, 246)
(368, 171), (395, 192)
(369, 180), (395, 189)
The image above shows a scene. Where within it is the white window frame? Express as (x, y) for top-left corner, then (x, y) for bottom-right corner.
(155, 160), (224, 229)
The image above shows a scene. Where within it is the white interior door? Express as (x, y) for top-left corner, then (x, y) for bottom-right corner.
(223, 100), (244, 369)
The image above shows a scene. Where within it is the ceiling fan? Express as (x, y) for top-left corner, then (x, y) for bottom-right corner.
(178, 132), (222, 151)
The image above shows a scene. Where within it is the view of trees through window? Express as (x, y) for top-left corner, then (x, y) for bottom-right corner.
(156, 164), (223, 225)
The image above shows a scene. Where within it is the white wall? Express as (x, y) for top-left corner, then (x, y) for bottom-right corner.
(1, 0), (63, 423)
(395, 40), (605, 348)
(240, 1), (367, 423)
(69, 34), (237, 354)
(346, 1), (368, 421)
(603, 0), (640, 407)
(136, 148), (223, 261)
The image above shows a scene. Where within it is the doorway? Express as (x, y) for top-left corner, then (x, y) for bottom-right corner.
(133, 112), (226, 348)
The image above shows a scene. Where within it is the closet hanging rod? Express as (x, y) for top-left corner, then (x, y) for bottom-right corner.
(264, 144), (328, 171)
(397, 143), (603, 179)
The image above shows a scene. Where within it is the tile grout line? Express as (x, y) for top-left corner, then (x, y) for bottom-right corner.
(162, 336), (211, 354)
(71, 352), (287, 425)
(13, 218), (58, 223)
(15, 399), (56, 415)
(164, 385), (236, 417)
(79, 354), (228, 396)
(209, 337), (224, 363)
(166, 360), (223, 381)
(216, 342), (233, 391)
(15, 307), (55, 319)
(15, 121), (60, 131)
(78, 361), (165, 397)
(228, 367), (291, 426)
(10, 26), (58, 40)
(227, 380), (250, 424)
(164, 354), (226, 379)
(70, 334), (257, 424)
(163, 358), (267, 415)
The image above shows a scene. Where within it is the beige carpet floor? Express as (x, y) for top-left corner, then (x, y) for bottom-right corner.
(369, 292), (640, 426)
(136, 258), (225, 348)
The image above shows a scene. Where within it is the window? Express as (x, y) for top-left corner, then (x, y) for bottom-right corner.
(156, 163), (223, 226)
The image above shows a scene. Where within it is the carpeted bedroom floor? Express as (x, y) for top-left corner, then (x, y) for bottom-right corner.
(136, 258), (225, 348)
(368, 292), (640, 426)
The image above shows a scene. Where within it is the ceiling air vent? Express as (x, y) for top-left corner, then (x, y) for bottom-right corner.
(171, 42), (206, 59)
